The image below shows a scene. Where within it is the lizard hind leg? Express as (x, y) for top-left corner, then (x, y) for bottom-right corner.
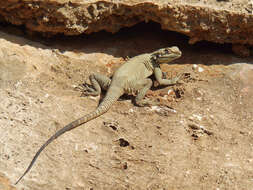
(135, 78), (157, 107)
(81, 73), (111, 96)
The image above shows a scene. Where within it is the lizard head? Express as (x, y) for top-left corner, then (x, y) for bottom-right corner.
(151, 46), (182, 64)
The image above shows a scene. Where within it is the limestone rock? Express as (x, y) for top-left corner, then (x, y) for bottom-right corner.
(0, 0), (253, 46)
(1, 26), (253, 190)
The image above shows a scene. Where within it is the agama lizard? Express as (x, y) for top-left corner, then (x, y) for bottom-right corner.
(15, 46), (182, 184)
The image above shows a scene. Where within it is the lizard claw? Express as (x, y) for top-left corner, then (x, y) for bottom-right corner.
(77, 84), (95, 93)
(83, 84), (95, 92)
(172, 73), (184, 84)
(74, 84), (85, 91)
(81, 84), (101, 97)
(75, 83), (99, 97)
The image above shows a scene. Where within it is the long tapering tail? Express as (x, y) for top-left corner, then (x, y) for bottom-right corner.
(15, 88), (122, 185)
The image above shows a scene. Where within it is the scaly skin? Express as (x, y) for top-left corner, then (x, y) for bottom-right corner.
(15, 46), (182, 184)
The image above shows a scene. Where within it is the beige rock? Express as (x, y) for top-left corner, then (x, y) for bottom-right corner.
(0, 0), (253, 46)
(0, 22), (253, 189)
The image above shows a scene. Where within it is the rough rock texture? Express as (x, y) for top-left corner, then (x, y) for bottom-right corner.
(0, 23), (253, 190)
(0, 0), (253, 46)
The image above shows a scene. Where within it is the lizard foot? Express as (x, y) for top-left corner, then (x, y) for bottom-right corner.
(76, 84), (99, 97)
(170, 73), (184, 84)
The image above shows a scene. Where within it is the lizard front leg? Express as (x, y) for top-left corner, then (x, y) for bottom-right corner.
(154, 67), (182, 86)
(81, 73), (111, 96)
(134, 78), (157, 107)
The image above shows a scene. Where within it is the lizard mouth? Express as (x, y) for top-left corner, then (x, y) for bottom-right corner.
(156, 53), (181, 63)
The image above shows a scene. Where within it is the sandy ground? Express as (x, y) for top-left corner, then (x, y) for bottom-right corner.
(0, 23), (253, 190)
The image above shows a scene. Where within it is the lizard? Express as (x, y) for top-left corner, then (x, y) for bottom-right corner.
(15, 46), (182, 184)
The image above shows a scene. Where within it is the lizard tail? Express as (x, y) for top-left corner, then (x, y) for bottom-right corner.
(15, 87), (123, 185)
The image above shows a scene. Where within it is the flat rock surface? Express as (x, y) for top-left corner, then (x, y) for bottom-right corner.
(0, 23), (253, 190)
(0, 0), (253, 46)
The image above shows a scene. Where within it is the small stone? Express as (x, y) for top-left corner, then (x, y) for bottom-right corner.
(167, 89), (173, 95)
(128, 108), (134, 113)
(192, 64), (198, 70)
(198, 67), (204, 72)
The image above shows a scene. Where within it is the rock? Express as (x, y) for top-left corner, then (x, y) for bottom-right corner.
(0, 0), (253, 46)
(0, 174), (16, 190)
(1, 21), (253, 190)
